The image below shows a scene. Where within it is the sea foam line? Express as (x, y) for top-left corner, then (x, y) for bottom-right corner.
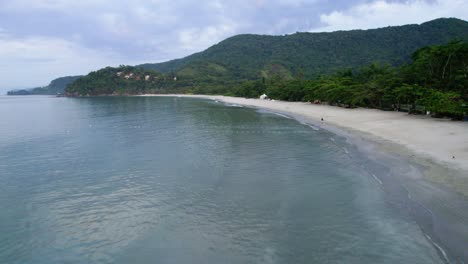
(225, 103), (243, 107)
(371, 174), (383, 185)
(424, 234), (450, 263)
(308, 124), (320, 131)
(272, 112), (292, 119)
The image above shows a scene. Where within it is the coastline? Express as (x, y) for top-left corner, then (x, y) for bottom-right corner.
(140, 93), (468, 262)
(144, 94), (468, 172)
(141, 94), (468, 195)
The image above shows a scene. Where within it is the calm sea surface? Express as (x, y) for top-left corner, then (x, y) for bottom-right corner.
(0, 96), (443, 263)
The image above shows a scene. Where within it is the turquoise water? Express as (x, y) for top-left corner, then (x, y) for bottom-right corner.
(0, 96), (443, 263)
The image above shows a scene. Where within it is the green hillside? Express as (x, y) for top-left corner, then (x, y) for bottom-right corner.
(233, 40), (467, 119)
(65, 66), (173, 96)
(65, 18), (467, 119)
(139, 18), (468, 82)
(7, 76), (82, 95)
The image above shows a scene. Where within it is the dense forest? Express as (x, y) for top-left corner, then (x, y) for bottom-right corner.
(7, 76), (82, 95)
(66, 40), (468, 119)
(64, 18), (467, 119)
(234, 41), (467, 119)
(139, 18), (468, 82)
(66, 66), (179, 95)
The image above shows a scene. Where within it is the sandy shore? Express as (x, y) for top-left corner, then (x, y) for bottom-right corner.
(143, 94), (468, 172)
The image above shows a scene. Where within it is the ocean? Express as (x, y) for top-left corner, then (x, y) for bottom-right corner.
(0, 95), (444, 263)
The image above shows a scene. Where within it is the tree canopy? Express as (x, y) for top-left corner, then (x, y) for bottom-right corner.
(65, 41), (467, 119)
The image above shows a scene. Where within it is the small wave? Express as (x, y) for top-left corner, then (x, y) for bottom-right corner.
(273, 113), (292, 119)
(225, 103), (243, 108)
(256, 109), (291, 119)
(424, 234), (450, 263)
(308, 125), (320, 131)
(371, 174), (383, 185)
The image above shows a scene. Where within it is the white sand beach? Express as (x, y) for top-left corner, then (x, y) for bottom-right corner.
(143, 94), (468, 172)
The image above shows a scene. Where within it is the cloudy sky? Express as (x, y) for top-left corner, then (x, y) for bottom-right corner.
(0, 0), (467, 92)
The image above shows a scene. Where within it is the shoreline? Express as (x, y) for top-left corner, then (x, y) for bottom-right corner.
(139, 93), (468, 262)
(141, 94), (468, 171)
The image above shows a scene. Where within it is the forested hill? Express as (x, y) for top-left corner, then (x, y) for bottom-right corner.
(138, 18), (468, 80)
(7, 76), (82, 95)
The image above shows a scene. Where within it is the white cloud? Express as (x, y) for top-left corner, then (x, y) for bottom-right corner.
(130, 3), (179, 26)
(0, 34), (133, 89)
(1, 0), (466, 91)
(312, 0), (468, 32)
(178, 20), (238, 52)
(0, 0), (107, 12)
(98, 13), (132, 36)
(275, 0), (318, 7)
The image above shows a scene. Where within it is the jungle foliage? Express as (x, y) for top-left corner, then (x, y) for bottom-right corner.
(65, 41), (467, 118)
(65, 18), (467, 119)
(139, 18), (468, 80)
(233, 41), (467, 119)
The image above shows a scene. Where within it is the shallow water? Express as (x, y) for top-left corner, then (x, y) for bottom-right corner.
(0, 96), (443, 263)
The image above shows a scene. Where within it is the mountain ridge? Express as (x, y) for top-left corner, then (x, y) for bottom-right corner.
(138, 18), (468, 81)
(7, 76), (82, 95)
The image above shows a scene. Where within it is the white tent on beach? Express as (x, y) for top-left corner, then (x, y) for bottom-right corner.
(259, 94), (268, 100)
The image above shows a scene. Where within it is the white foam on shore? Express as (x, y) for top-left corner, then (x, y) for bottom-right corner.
(307, 124), (320, 131)
(224, 103), (243, 108)
(424, 234), (450, 263)
(371, 174), (383, 185)
(272, 112), (292, 119)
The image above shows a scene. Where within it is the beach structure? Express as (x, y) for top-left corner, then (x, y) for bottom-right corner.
(260, 94), (268, 100)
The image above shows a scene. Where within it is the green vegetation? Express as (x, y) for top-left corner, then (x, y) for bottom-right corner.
(7, 76), (82, 95)
(234, 41), (467, 119)
(66, 66), (176, 95)
(65, 41), (467, 119)
(65, 18), (467, 119)
(7, 89), (39, 95)
(139, 18), (468, 82)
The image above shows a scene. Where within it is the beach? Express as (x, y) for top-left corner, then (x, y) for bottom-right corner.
(141, 94), (468, 262)
(144, 94), (468, 172)
(2, 95), (466, 263)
